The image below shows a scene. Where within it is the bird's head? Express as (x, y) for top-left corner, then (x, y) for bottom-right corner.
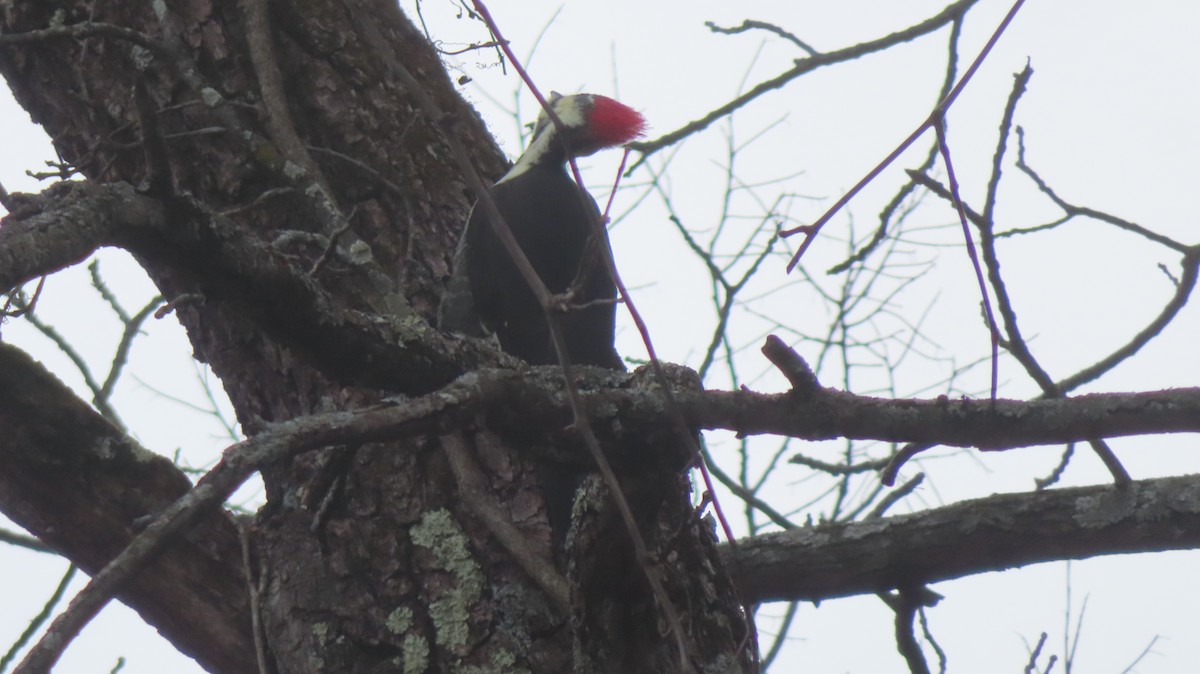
(532, 92), (645, 157)
(497, 92), (645, 184)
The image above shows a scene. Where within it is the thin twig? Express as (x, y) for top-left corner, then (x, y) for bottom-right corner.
(0, 529), (54, 555)
(99, 296), (165, 405)
(974, 65), (1051, 392)
(237, 520), (271, 674)
(698, 447), (796, 530)
(1118, 634), (1161, 674)
(891, 588), (932, 674)
(1015, 132), (1189, 254)
(1024, 632), (1049, 674)
(932, 117), (999, 399)
(8, 294), (123, 427)
(705, 19), (819, 56)
(1035, 443), (1075, 490)
(88, 261), (130, 322)
(441, 431), (570, 610)
(917, 606), (948, 674)
(632, 0), (984, 161)
(789, 452), (890, 475)
(782, 0), (1027, 272)
(0, 565), (77, 673)
(868, 473), (924, 519)
(759, 601), (799, 670)
(1, 276), (45, 321)
(830, 14), (964, 274)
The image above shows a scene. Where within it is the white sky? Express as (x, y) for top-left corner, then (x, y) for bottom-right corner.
(3, 1), (1199, 671)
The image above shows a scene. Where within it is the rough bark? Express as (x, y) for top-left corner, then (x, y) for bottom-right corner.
(0, 1), (751, 672)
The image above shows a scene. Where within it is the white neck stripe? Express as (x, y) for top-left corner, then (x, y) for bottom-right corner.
(495, 96), (589, 185)
(495, 127), (557, 185)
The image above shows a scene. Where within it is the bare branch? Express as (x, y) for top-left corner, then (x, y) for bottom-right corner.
(704, 19), (818, 56)
(932, 117), (1000, 398)
(1016, 132), (1190, 254)
(633, 0), (984, 158)
(782, 0), (1028, 272)
(0, 529), (54, 555)
(891, 588), (933, 674)
(98, 295), (165, 407)
(830, 13), (965, 274)
(1118, 634), (1161, 674)
(900, 105), (1199, 482)
(789, 452), (890, 475)
(761, 334), (819, 396)
(868, 473), (924, 519)
(235, 520), (271, 674)
(0, 565), (77, 673)
(0, 181), (502, 392)
(1024, 632), (1050, 674)
(0, 344), (252, 674)
(728, 473), (1200, 604)
(0, 182), (166, 295)
(6, 335), (1200, 665)
(6, 293), (123, 427)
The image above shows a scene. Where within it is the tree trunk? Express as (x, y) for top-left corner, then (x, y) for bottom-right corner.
(0, 1), (752, 671)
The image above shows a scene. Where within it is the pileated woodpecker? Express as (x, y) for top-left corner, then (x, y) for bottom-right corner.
(440, 92), (646, 369)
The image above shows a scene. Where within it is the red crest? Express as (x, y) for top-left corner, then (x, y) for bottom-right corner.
(587, 95), (647, 147)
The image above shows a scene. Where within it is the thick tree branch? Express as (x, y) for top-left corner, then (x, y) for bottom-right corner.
(728, 474), (1200, 604)
(0, 182), (166, 294)
(15, 187), (1197, 454)
(0, 344), (254, 674)
(7, 337), (1200, 667)
(681, 385), (1200, 450)
(11, 333), (1200, 618)
(0, 181), (500, 392)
